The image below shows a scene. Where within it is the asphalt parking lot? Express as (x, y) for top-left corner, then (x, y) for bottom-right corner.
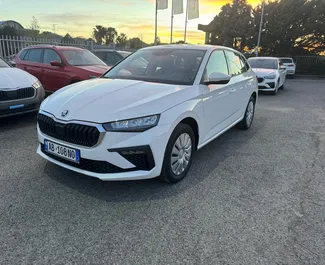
(1, 78), (325, 265)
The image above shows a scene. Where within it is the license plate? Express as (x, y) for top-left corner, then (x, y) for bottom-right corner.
(10, 104), (24, 110)
(44, 140), (80, 163)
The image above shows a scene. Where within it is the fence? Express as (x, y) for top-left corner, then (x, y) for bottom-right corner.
(0, 35), (136, 61)
(294, 56), (325, 75)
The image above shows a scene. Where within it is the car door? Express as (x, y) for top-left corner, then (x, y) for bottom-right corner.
(199, 49), (233, 142)
(278, 60), (286, 86)
(41, 48), (69, 92)
(21, 48), (43, 81)
(224, 50), (248, 119)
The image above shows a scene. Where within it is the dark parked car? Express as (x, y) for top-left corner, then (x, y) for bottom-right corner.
(13, 45), (110, 93)
(0, 56), (45, 118)
(92, 49), (131, 66)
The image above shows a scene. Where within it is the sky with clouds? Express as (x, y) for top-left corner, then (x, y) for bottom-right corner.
(0, 0), (261, 43)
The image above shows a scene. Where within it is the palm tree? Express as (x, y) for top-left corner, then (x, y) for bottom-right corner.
(104, 27), (118, 45)
(92, 25), (106, 44)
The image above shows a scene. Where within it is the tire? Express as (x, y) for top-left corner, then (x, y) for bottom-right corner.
(159, 123), (195, 183)
(236, 96), (256, 130)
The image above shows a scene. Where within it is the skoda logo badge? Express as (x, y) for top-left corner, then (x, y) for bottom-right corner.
(61, 110), (69, 117)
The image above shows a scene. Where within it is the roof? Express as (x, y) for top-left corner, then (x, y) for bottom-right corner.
(140, 44), (225, 52)
(248, 56), (279, 60)
(0, 20), (25, 30)
(23, 45), (85, 50)
(92, 49), (132, 54)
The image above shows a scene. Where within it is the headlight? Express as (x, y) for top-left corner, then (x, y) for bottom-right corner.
(103, 115), (160, 132)
(32, 80), (42, 89)
(264, 75), (276, 79)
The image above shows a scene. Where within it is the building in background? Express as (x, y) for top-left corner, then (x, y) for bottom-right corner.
(0, 20), (39, 36)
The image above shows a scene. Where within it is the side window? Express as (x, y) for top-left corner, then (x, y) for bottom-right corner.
(26, 49), (42, 63)
(106, 52), (116, 65)
(240, 55), (250, 71)
(225, 51), (245, 76)
(203, 50), (229, 81)
(19, 50), (27, 60)
(94, 52), (106, 62)
(43, 49), (61, 64)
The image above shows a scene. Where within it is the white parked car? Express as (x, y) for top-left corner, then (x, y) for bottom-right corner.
(0, 56), (45, 118)
(280, 57), (296, 78)
(247, 57), (286, 95)
(37, 45), (258, 183)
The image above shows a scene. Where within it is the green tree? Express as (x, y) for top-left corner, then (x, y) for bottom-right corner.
(209, 0), (254, 51)
(249, 0), (325, 56)
(0, 26), (18, 36)
(116, 33), (128, 47)
(61, 33), (74, 44)
(104, 27), (118, 44)
(92, 25), (106, 44)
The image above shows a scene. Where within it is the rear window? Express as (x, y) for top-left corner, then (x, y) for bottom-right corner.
(281, 58), (293, 64)
(26, 49), (42, 63)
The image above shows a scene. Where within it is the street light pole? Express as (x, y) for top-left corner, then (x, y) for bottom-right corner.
(154, 0), (158, 45)
(256, 0), (265, 57)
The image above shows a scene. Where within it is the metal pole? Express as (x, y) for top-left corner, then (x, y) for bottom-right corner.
(154, 0), (158, 45)
(256, 0), (265, 57)
(170, 0), (174, 44)
(184, 0), (189, 43)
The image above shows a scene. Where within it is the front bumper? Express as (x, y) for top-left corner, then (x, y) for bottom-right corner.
(286, 68), (296, 75)
(37, 122), (172, 181)
(257, 78), (277, 91)
(0, 87), (45, 118)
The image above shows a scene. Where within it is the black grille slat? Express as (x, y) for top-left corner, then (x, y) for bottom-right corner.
(0, 87), (35, 102)
(37, 114), (100, 147)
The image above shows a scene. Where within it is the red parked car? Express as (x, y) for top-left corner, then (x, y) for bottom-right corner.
(13, 45), (111, 92)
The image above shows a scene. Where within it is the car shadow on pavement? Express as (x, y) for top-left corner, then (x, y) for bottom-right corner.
(45, 118), (266, 203)
(0, 112), (37, 131)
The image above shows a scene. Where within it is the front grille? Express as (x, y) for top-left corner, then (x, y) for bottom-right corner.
(0, 87), (35, 102)
(38, 114), (100, 147)
(40, 144), (138, 174)
(257, 78), (264, 83)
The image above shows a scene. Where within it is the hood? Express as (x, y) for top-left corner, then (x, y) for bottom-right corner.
(41, 78), (197, 123)
(74, 65), (111, 75)
(252, 68), (277, 77)
(0, 68), (38, 90)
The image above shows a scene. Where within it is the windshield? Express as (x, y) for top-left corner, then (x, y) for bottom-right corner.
(103, 48), (206, 85)
(248, 58), (278, 70)
(62, 49), (107, 66)
(118, 51), (131, 58)
(0, 58), (10, 68)
(281, 58), (293, 64)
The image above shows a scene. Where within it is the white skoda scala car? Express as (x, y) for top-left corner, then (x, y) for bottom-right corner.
(37, 45), (258, 183)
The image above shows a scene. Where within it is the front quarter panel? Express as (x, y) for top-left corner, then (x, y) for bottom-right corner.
(159, 93), (204, 147)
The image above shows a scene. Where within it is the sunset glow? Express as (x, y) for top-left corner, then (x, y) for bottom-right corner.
(0, 0), (263, 43)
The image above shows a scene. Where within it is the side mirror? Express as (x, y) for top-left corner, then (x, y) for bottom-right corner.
(50, 60), (62, 67)
(204, 72), (231, 85)
(9, 61), (16, 67)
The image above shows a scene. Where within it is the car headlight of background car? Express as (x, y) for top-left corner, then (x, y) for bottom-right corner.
(264, 75), (276, 79)
(32, 80), (43, 89)
(103, 115), (160, 132)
